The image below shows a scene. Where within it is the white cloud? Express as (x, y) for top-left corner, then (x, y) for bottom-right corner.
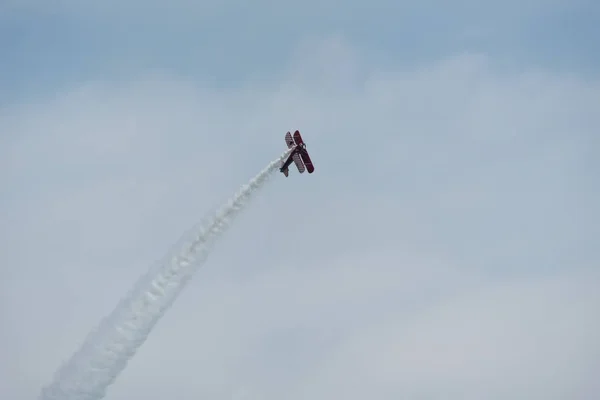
(295, 270), (600, 400)
(2, 38), (598, 400)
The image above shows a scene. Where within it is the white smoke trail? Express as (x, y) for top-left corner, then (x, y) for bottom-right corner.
(39, 148), (293, 400)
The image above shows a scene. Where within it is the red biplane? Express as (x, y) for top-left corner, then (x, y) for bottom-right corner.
(280, 130), (315, 177)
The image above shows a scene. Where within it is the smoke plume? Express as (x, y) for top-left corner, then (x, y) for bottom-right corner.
(39, 149), (292, 400)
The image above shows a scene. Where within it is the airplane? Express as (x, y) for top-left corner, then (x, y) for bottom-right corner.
(280, 130), (315, 177)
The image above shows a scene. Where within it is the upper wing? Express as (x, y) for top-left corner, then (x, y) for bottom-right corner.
(293, 130), (305, 146)
(300, 149), (314, 173)
(285, 131), (295, 148)
(292, 152), (305, 173)
(293, 130), (313, 173)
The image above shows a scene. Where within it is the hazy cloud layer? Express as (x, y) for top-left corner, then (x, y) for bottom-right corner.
(2, 36), (599, 400)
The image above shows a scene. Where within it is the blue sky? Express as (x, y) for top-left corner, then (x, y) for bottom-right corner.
(1, 0), (599, 104)
(2, 1), (599, 400)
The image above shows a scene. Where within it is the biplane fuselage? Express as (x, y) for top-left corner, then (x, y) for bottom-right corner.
(280, 130), (315, 177)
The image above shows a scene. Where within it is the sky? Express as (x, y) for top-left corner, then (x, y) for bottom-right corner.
(1, 1), (599, 399)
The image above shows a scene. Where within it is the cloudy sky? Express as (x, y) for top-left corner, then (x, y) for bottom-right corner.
(2, 1), (599, 399)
